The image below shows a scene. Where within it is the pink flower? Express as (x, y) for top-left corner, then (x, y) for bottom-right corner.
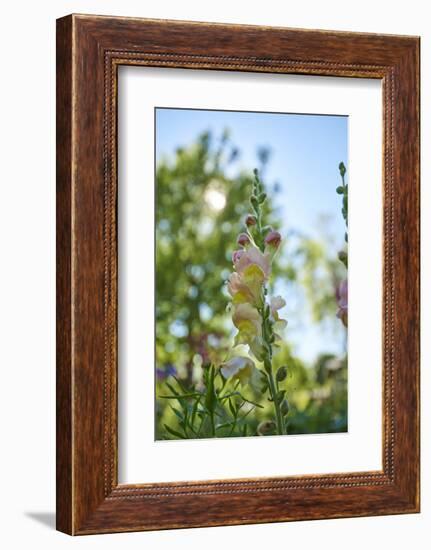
(227, 272), (255, 304)
(229, 245), (271, 308)
(235, 245), (271, 280)
(336, 279), (348, 327)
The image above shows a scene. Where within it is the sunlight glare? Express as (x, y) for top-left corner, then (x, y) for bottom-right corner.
(204, 187), (226, 211)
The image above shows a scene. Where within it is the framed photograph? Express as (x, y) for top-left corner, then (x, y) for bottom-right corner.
(56, 14), (420, 535)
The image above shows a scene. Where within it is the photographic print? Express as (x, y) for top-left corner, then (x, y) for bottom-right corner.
(155, 107), (348, 440)
(57, 16), (420, 532)
(56, 16), (420, 534)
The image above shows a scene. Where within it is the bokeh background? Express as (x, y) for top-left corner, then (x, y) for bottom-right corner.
(155, 107), (348, 438)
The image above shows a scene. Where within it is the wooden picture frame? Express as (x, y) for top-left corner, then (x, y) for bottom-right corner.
(56, 14), (420, 535)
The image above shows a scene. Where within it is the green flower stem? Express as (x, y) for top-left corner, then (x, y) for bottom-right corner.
(250, 169), (265, 253)
(337, 162), (348, 233)
(261, 307), (285, 436)
(251, 169), (286, 436)
(264, 358), (285, 435)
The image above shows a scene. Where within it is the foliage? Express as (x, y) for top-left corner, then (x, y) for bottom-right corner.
(157, 366), (263, 439)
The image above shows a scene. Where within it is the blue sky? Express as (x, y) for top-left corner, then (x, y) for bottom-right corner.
(156, 108), (348, 362)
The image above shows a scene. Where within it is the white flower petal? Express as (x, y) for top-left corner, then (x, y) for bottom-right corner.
(220, 356), (254, 379)
(270, 296), (286, 311)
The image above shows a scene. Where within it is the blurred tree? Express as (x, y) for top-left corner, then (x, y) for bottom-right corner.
(155, 130), (276, 386)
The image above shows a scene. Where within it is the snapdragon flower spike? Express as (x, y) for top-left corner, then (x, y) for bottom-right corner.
(223, 170), (288, 405)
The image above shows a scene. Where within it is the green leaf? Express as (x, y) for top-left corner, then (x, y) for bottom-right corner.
(205, 365), (216, 413)
(237, 393), (264, 408)
(216, 421), (235, 430)
(191, 397), (201, 427)
(164, 424), (186, 439)
(165, 382), (180, 397)
(218, 371), (227, 391)
(228, 398), (237, 417)
(170, 406), (184, 421)
(159, 392), (201, 399)
(172, 376), (190, 394)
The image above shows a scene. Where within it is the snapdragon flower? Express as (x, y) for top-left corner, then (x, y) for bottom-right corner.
(221, 169), (289, 434)
(228, 241), (286, 358)
(220, 356), (256, 386)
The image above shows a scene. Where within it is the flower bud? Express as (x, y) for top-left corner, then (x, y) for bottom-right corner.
(276, 366), (288, 382)
(338, 250), (348, 267)
(264, 230), (281, 250)
(245, 214), (257, 227)
(257, 420), (276, 436)
(280, 399), (290, 416)
(339, 162), (346, 177)
(237, 233), (250, 247)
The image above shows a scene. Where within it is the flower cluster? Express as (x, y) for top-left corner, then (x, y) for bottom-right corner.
(221, 170), (287, 388)
(222, 236), (286, 380)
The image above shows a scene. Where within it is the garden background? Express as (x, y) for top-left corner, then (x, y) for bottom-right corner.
(155, 108), (348, 438)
